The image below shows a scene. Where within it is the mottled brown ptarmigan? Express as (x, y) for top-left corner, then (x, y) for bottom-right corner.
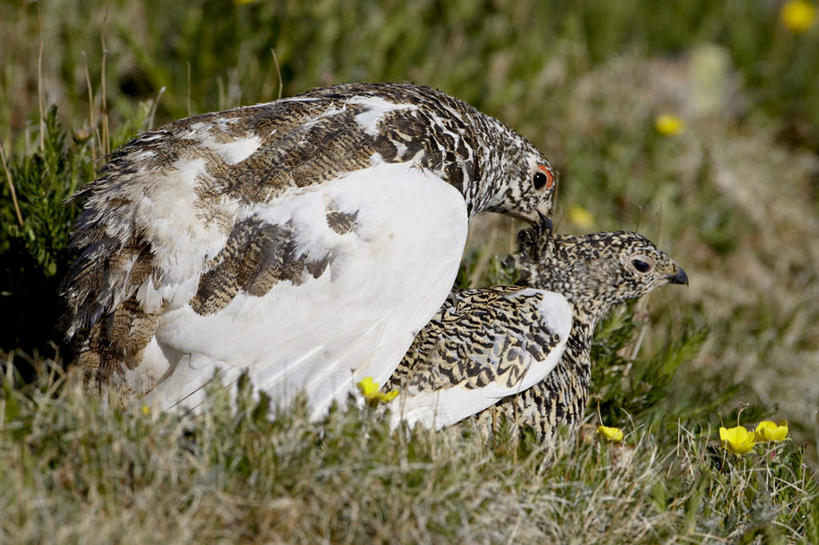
(61, 82), (557, 417)
(386, 226), (688, 438)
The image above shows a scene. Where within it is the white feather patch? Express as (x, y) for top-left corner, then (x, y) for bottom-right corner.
(128, 156), (239, 312)
(141, 161), (468, 419)
(207, 135), (261, 164)
(349, 96), (418, 136)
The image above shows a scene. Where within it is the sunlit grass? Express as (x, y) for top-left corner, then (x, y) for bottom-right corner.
(1, 359), (816, 545)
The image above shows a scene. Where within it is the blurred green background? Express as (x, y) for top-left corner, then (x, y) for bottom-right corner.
(1, 0), (817, 454)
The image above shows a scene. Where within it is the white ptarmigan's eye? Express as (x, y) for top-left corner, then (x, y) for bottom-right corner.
(533, 164), (554, 191)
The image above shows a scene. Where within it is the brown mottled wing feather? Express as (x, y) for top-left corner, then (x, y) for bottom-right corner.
(386, 286), (572, 428)
(390, 287), (564, 391)
(469, 361), (592, 441)
(188, 217), (332, 316)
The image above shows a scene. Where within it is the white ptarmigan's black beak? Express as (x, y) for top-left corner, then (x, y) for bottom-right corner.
(666, 267), (689, 285)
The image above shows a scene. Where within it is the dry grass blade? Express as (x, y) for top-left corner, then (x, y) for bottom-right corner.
(271, 49), (283, 100)
(0, 143), (23, 226)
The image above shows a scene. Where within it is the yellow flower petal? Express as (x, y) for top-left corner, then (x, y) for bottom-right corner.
(754, 420), (788, 442)
(357, 377), (399, 404)
(381, 389), (400, 402)
(719, 426), (757, 455)
(568, 205), (595, 229)
(141, 405), (150, 416)
(597, 425), (624, 442)
(357, 377), (379, 398)
(781, 1), (817, 33)
(655, 114), (686, 136)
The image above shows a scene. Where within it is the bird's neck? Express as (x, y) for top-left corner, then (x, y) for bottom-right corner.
(463, 115), (514, 218)
(540, 271), (615, 327)
(373, 95), (526, 219)
(569, 302), (611, 331)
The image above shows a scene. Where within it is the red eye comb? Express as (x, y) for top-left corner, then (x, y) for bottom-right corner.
(537, 164), (555, 190)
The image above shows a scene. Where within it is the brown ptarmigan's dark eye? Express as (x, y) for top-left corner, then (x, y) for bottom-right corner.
(631, 259), (651, 273)
(533, 172), (548, 190)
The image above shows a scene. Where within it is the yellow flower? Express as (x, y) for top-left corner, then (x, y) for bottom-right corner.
(597, 425), (624, 442)
(781, 1), (817, 33)
(655, 114), (686, 136)
(357, 377), (399, 404)
(141, 405), (150, 416)
(754, 420), (788, 442)
(568, 205), (594, 229)
(719, 426), (757, 455)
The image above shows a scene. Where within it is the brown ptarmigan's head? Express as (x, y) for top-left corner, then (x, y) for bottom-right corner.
(511, 227), (688, 324)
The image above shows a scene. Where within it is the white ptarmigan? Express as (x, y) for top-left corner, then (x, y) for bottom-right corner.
(386, 226), (688, 435)
(62, 82), (557, 418)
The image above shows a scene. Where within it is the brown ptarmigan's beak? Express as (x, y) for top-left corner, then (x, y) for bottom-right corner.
(510, 200), (555, 229)
(666, 267), (689, 285)
(536, 211), (553, 237)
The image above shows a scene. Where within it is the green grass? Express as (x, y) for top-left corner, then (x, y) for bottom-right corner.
(1, 359), (816, 544)
(1, 0), (819, 542)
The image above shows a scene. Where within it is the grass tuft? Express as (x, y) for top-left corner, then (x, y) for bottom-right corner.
(1, 355), (816, 544)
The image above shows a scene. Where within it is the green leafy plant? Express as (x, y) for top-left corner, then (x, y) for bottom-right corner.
(0, 108), (95, 357)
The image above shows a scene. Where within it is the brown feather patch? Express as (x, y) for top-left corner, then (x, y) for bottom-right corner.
(326, 208), (359, 235)
(190, 217), (334, 315)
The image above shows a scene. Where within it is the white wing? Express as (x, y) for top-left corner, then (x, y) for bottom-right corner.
(139, 161), (468, 418)
(388, 287), (572, 429)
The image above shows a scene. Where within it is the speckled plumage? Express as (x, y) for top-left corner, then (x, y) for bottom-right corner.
(61, 82), (556, 413)
(389, 227), (688, 437)
(389, 287), (565, 393)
